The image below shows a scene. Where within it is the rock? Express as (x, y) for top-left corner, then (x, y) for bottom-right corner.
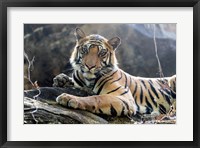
(24, 24), (176, 88)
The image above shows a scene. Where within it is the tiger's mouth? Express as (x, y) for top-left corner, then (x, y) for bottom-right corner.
(77, 63), (115, 78)
(80, 67), (107, 80)
(81, 68), (101, 75)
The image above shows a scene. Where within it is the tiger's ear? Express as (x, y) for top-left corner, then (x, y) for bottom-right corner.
(108, 37), (121, 50)
(75, 28), (86, 41)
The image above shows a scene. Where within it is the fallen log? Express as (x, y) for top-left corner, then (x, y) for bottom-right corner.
(24, 97), (108, 124)
(24, 87), (176, 124)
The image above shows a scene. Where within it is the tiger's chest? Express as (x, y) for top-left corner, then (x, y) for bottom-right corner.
(72, 71), (98, 93)
(82, 73), (96, 88)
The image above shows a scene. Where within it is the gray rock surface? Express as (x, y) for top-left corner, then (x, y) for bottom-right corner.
(24, 24), (176, 88)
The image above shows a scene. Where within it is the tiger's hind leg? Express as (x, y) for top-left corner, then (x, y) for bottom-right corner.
(168, 75), (176, 112)
(169, 75), (176, 92)
(56, 93), (137, 116)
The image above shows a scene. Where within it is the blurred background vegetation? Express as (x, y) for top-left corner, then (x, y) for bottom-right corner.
(24, 24), (176, 89)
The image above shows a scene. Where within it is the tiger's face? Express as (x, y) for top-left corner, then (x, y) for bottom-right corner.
(70, 28), (121, 78)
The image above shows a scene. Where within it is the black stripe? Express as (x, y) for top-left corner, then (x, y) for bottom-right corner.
(103, 61), (107, 66)
(89, 40), (102, 44)
(145, 96), (153, 114)
(164, 88), (176, 99)
(164, 88), (172, 96)
(140, 87), (143, 104)
(149, 80), (153, 84)
(76, 56), (82, 64)
(149, 81), (159, 99)
(75, 51), (80, 62)
(170, 90), (176, 99)
(156, 80), (162, 86)
(76, 71), (86, 86)
(148, 90), (157, 107)
(121, 106), (125, 116)
(145, 106), (151, 114)
(107, 86), (121, 94)
(92, 75), (102, 90)
(127, 76), (133, 96)
(96, 77), (113, 95)
(166, 88), (176, 99)
(110, 71), (122, 84)
(110, 105), (117, 116)
(109, 52), (112, 64)
(124, 73), (128, 88)
(73, 73), (84, 87)
(157, 79), (166, 86)
(141, 80), (147, 89)
(96, 70), (118, 88)
(85, 77), (96, 81)
(158, 89), (171, 105)
(164, 93), (171, 104)
(120, 89), (129, 96)
(159, 104), (167, 114)
(135, 96), (140, 112)
(104, 53), (109, 65)
(173, 81), (176, 91)
(118, 98), (129, 111)
(132, 82), (138, 97)
(99, 109), (103, 114)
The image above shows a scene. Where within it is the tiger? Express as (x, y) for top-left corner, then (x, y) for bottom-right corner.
(53, 28), (176, 117)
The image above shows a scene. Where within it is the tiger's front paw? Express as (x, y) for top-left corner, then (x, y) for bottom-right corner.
(53, 73), (74, 88)
(56, 93), (79, 109)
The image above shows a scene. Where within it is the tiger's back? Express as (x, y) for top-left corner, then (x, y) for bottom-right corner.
(90, 69), (176, 115)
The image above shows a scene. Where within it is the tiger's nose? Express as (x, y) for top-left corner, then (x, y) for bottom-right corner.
(85, 63), (96, 70)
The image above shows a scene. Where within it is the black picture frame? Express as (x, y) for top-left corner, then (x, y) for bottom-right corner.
(0, 0), (199, 148)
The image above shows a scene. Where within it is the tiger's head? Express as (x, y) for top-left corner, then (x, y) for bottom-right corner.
(70, 28), (121, 78)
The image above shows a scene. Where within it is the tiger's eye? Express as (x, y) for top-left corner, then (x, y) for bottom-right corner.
(90, 44), (95, 48)
(81, 46), (88, 54)
(99, 49), (107, 57)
